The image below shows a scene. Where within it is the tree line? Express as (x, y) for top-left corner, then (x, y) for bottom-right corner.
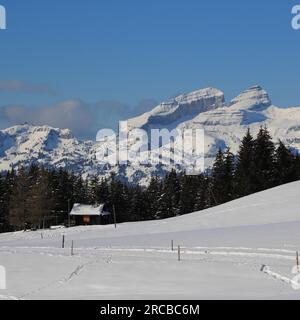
(0, 127), (300, 232)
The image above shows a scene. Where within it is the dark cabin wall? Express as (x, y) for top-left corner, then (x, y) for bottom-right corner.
(73, 215), (111, 226)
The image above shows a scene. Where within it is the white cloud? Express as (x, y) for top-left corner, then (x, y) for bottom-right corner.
(0, 80), (57, 95)
(0, 98), (157, 139)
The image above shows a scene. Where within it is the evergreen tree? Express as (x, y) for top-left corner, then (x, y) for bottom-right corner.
(223, 149), (235, 202)
(88, 175), (101, 204)
(295, 154), (300, 180)
(73, 176), (88, 204)
(109, 174), (129, 222)
(235, 129), (256, 197)
(53, 169), (74, 221)
(8, 167), (30, 230)
(274, 141), (297, 184)
(1, 170), (16, 231)
(253, 126), (276, 191)
(178, 175), (198, 215)
(28, 167), (54, 228)
(194, 175), (209, 211)
(146, 176), (161, 220)
(98, 178), (110, 204)
(0, 175), (7, 232)
(211, 149), (226, 205)
(210, 148), (235, 205)
(157, 170), (180, 219)
(129, 186), (148, 221)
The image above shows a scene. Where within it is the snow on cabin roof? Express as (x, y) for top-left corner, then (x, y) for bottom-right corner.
(70, 203), (111, 216)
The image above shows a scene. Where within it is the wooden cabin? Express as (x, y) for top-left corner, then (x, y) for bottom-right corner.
(70, 203), (111, 226)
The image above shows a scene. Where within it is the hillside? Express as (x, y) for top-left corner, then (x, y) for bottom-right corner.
(1, 181), (300, 299)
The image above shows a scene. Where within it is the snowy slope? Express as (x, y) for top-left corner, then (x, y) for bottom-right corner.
(1, 181), (300, 299)
(1, 86), (300, 184)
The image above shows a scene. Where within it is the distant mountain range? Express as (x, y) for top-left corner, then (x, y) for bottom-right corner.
(1, 85), (300, 185)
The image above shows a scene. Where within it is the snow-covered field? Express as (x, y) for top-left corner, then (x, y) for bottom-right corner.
(1, 181), (300, 300)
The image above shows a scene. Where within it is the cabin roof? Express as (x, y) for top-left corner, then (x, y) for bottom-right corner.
(70, 203), (111, 216)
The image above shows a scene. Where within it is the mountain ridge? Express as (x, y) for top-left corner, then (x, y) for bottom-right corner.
(1, 85), (300, 184)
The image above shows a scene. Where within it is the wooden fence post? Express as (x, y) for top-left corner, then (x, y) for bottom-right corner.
(62, 235), (65, 248)
(178, 245), (181, 261)
(171, 240), (174, 251)
(297, 251), (299, 270)
(71, 240), (74, 256)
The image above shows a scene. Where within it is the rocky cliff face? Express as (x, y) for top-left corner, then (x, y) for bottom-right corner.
(128, 87), (225, 131)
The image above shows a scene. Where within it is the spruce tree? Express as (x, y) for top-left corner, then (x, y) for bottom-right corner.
(223, 149), (235, 202)
(109, 174), (129, 222)
(146, 176), (161, 220)
(129, 186), (148, 221)
(88, 175), (101, 205)
(8, 167), (30, 230)
(0, 175), (6, 232)
(274, 141), (297, 185)
(157, 170), (180, 219)
(211, 149), (226, 205)
(53, 169), (74, 220)
(295, 154), (300, 180)
(253, 126), (276, 191)
(2, 170), (16, 231)
(73, 176), (88, 204)
(28, 167), (55, 228)
(235, 129), (256, 197)
(98, 178), (110, 204)
(194, 175), (209, 211)
(178, 174), (198, 215)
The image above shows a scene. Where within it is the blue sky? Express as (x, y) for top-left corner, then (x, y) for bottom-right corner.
(0, 0), (299, 138)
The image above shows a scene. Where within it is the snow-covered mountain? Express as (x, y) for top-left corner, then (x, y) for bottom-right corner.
(128, 85), (300, 168)
(128, 87), (225, 131)
(1, 85), (300, 184)
(0, 124), (92, 173)
(0, 123), (172, 184)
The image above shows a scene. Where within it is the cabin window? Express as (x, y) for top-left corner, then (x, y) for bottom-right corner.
(83, 216), (90, 224)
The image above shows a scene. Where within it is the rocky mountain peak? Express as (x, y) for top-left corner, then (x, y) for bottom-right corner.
(229, 85), (272, 110)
